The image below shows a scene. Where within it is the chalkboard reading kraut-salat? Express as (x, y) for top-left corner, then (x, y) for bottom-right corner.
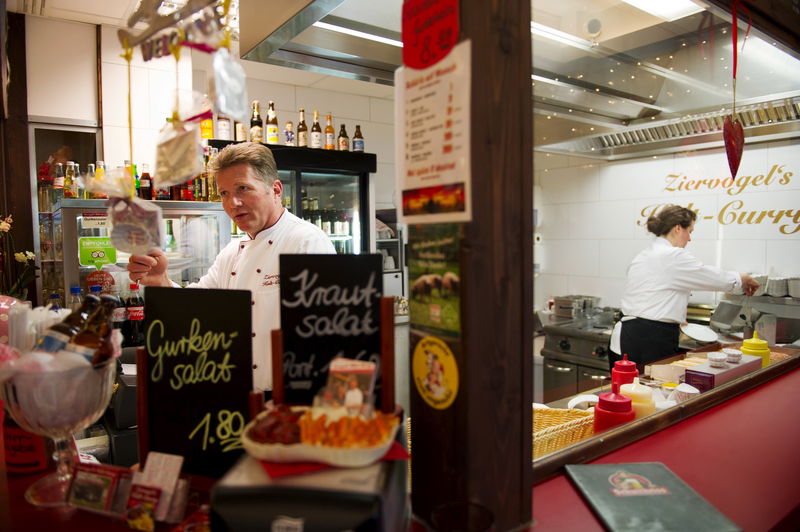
(141, 287), (252, 478)
(279, 254), (383, 406)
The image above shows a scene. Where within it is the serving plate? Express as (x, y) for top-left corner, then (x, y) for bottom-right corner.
(240, 414), (400, 468)
(680, 323), (718, 343)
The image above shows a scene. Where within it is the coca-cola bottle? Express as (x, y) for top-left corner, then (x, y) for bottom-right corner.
(123, 283), (145, 347)
(35, 294), (101, 353)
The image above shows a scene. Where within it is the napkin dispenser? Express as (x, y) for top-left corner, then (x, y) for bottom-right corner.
(210, 456), (407, 532)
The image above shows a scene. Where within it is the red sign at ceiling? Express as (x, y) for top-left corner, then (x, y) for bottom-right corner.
(402, 0), (460, 69)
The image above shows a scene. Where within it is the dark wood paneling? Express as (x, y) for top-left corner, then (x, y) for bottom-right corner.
(408, 1), (533, 530)
(0, 13), (35, 303)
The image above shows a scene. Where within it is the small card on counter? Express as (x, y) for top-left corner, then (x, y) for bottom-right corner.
(68, 462), (133, 515)
(125, 484), (161, 532)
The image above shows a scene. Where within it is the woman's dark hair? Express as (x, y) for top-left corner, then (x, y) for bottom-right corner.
(646, 205), (697, 236)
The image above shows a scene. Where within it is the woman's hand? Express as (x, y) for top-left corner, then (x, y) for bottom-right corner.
(740, 273), (760, 296)
(127, 250), (171, 286)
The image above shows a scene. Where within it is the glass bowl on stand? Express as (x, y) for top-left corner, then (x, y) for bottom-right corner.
(1, 360), (115, 506)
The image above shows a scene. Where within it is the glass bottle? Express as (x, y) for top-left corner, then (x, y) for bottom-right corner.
(63, 162), (77, 199)
(52, 162), (65, 205)
(216, 114), (232, 140)
(93, 161), (108, 199)
(37, 165), (54, 212)
(337, 124), (350, 151)
(353, 125), (365, 152)
(67, 286), (83, 311)
(266, 101), (280, 144)
(297, 109), (308, 147)
(138, 163), (153, 200)
(84, 163), (95, 199)
(250, 100), (264, 143)
(284, 121), (295, 146)
(123, 283), (145, 347)
(36, 294), (101, 352)
(48, 292), (62, 312)
(208, 147), (221, 202)
(164, 219), (178, 253)
(71, 294), (119, 366)
(310, 110), (322, 149)
(234, 121), (247, 142)
(324, 113), (335, 150)
(110, 285), (127, 333)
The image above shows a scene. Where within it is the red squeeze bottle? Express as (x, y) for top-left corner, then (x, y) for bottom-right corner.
(611, 354), (638, 389)
(594, 383), (635, 434)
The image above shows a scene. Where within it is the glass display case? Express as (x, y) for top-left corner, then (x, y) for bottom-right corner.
(209, 141), (376, 254)
(47, 199), (231, 301)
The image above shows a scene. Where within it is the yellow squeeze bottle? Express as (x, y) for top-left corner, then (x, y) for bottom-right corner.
(741, 331), (771, 368)
(620, 378), (656, 419)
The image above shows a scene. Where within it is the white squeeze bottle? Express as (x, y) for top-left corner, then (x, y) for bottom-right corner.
(620, 378), (656, 419)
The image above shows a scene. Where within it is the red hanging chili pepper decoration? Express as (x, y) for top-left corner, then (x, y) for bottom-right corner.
(723, 0), (752, 180)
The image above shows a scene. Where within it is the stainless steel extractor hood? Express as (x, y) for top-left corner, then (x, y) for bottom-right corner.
(238, 0), (800, 159)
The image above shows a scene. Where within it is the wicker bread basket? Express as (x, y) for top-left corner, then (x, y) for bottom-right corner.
(532, 408), (594, 459)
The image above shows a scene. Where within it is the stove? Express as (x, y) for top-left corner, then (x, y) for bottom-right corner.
(540, 318), (615, 403)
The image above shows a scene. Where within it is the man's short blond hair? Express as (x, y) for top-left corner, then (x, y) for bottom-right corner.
(208, 142), (279, 184)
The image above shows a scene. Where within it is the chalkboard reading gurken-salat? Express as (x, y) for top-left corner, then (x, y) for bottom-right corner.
(279, 254), (383, 406)
(142, 287), (252, 478)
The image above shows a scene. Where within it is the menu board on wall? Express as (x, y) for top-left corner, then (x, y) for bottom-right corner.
(395, 39), (472, 224)
(279, 254), (384, 406)
(141, 287), (252, 478)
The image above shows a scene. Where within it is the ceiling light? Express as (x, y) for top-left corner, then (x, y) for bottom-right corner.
(312, 21), (403, 47)
(620, 0), (703, 21)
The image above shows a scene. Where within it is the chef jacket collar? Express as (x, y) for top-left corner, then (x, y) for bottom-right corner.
(241, 209), (287, 243)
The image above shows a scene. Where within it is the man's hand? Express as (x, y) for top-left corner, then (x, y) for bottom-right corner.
(740, 273), (760, 296)
(127, 250), (171, 286)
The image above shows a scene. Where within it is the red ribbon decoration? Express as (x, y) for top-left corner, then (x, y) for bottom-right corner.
(724, 0), (753, 180)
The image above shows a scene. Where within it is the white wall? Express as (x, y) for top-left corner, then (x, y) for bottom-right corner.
(190, 43), (397, 211)
(26, 17), (98, 124)
(533, 140), (800, 310)
(99, 25), (193, 172)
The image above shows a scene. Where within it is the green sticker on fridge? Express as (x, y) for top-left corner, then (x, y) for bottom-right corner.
(79, 237), (117, 270)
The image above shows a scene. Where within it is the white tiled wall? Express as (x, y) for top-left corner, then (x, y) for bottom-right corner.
(534, 141), (800, 310)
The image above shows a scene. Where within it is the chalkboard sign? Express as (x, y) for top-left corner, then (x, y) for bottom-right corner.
(279, 254), (383, 406)
(140, 287), (252, 478)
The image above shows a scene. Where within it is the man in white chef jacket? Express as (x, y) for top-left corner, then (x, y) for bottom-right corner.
(127, 142), (335, 392)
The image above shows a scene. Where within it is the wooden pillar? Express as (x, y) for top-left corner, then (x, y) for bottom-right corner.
(0, 12), (35, 303)
(408, 1), (532, 530)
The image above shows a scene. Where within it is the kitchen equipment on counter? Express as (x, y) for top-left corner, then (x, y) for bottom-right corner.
(680, 323), (718, 344)
(788, 278), (800, 298)
(765, 277), (788, 297)
(553, 295), (601, 319)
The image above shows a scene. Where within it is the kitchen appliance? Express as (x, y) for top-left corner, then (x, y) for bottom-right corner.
(540, 311), (617, 403)
(553, 295), (601, 319)
(711, 295), (800, 345)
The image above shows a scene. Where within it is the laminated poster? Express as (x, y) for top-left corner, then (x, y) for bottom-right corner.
(395, 39), (472, 224)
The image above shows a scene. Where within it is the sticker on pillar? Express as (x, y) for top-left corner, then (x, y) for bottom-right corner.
(412, 336), (459, 409)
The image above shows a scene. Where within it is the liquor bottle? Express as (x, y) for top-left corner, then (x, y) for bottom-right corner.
(63, 162), (77, 199)
(216, 114), (232, 140)
(67, 286), (83, 311)
(250, 100), (264, 143)
(284, 121), (295, 146)
(353, 125), (365, 152)
(84, 163), (95, 199)
(36, 294), (101, 352)
(123, 283), (145, 347)
(52, 162), (65, 204)
(138, 163), (153, 200)
(93, 161), (108, 199)
(208, 147), (221, 202)
(324, 113), (335, 150)
(234, 121), (247, 142)
(310, 110), (322, 149)
(266, 101), (280, 144)
(75, 162), (85, 199)
(164, 219), (178, 253)
(337, 124), (350, 151)
(297, 109), (308, 147)
(198, 149), (209, 201)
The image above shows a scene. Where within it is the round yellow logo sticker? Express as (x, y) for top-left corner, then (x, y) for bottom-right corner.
(412, 336), (459, 410)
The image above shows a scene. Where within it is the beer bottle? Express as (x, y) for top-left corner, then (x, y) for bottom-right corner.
(324, 113), (335, 150)
(138, 163), (153, 200)
(250, 100), (264, 143)
(36, 294), (101, 352)
(297, 109), (308, 147)
(71, 294), (119, 366)
(337, 124), (350, 151)
(266, 101), (280, 144)
(353, 125), (365, 152)
(310, 110), (322, 149)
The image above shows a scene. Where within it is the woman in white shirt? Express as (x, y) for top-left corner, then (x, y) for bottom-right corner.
(609, 205), (759, 371)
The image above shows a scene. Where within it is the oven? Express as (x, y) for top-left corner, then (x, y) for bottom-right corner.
(541, 323), (613, 403)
